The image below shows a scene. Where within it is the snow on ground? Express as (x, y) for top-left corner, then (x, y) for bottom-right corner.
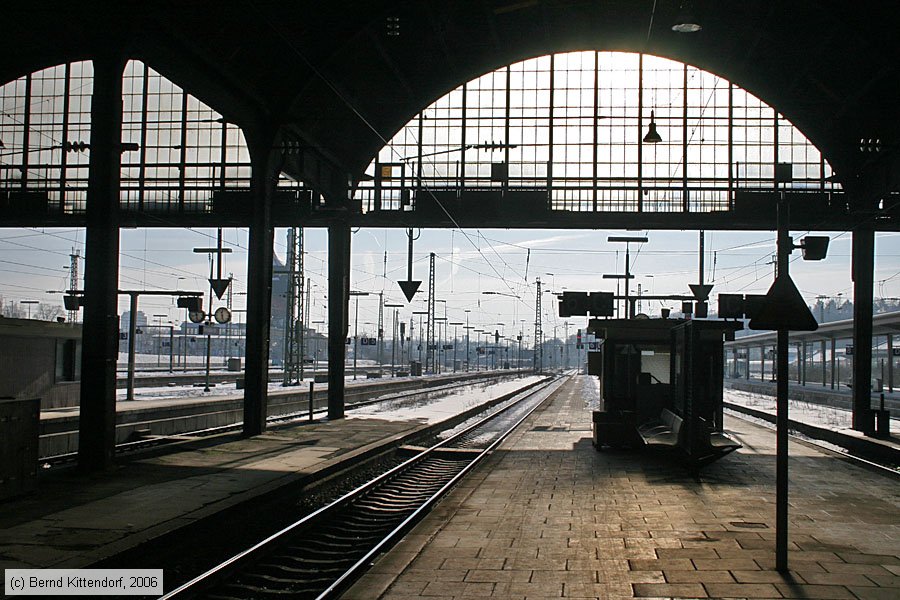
(116, 381), (272, 401)
(346, 375), (545, 424)
(117, 375), (360, 402)
(724, 387), (899, 432)
(581, 374), (601, 410)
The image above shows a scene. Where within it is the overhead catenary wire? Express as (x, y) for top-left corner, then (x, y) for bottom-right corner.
(244, 1), (526, 297)
(4, 30), (897, 318)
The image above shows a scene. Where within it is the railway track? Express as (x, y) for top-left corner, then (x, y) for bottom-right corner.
(161, 374), (567, 599)
(41, 373), (531, 466)
(726, 408), (900, 477)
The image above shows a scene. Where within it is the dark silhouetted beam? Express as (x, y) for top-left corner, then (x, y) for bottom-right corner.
(77, 53), (125, 471)
(328, 221), (351, 419)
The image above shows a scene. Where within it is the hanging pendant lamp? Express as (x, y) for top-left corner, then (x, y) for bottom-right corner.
(643, 110), (662, 144)
(672, 1), (702, 33)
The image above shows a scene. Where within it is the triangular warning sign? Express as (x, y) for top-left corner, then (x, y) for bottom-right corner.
(688, 284), (714, 302)
(209, 278), (231, 300)
(398, 280), (421, 302)
(748, 275), (818, 331)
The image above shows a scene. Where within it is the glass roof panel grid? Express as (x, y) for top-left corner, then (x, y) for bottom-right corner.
(358, 50), (838, 216)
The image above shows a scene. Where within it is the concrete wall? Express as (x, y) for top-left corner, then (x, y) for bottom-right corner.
(0, 318), (81, 410)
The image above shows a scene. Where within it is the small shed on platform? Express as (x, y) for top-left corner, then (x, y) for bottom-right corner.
(0, 317), (82, 409)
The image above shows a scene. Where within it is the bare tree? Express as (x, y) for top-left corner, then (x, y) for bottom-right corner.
(0, 297), (24, 318)
(36, 302), (64, 321)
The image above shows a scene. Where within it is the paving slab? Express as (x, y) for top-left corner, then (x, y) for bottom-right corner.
(346, 375), (900, 599)
(0, 414), (450, 574)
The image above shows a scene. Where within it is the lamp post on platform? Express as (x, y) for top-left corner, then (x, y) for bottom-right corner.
(349, 291), (369, 380)
(20, 300), (38, 319)
(153, 313), (167, 368)
(606, 236), (648, 318)
(193, 245), (233, 392)
(464, 310), (472, 371)
(450, 321), (463, 371)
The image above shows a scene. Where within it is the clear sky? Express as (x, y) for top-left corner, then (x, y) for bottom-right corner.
(2, 225), (898, 341)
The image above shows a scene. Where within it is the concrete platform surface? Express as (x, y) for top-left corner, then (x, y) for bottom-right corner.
(0, 411), (457, 575)
(346, 375), (900, 600)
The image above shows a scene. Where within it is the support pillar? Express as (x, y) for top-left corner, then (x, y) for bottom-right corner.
(831, 337), (836, 389)
(242, 135), (276, 436)
(77, 54), (124, 471)
(327, 221), (351, 419)
(771, 344), (777, 381)
(774, 192), (790, 572)
(888, 334), (894, 393)
(852, 227), (875, 431)
(821, 340), (827, 387)
(760, 346), (766, 381)
(745, 346), (750, 380)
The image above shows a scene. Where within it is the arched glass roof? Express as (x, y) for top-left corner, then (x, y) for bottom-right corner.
(357, 51), (837, 214)
(0, 60), (260, 215)
(0, 52), (839, 221)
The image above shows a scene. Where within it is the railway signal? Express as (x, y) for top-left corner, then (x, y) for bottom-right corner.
(559, 291), (614, 317)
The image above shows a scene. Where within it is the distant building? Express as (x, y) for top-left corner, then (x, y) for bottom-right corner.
(118, 310), (151, 353)
(120, 310), (148, 329)
(0, 317), (81, 409)
(270, 241), (291, 365)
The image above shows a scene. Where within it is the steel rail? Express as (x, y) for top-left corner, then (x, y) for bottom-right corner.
(314, 375), (568, 600)
(160, 375), (565, 599)
(40, 375), (523, 465)
(726, 409), (899, 479)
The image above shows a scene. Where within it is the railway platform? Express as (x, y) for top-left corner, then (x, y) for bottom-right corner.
(37, 369), (518, 457)
(0, 417), (423, 575)
(0, 375), (541, 581)
(347, 375), (900, 600)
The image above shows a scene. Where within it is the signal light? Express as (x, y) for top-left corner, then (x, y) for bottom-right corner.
(63, 295), (82, 310)
(177, 296), (203, 312)
(800, 236), (829, 261)
(718, 294), (744, 319)
(559, 291), (589, 317)
(718, 293), (768, 320)
(743, 294), (768, 320)
(559, 291), (614, 317)
(695, 301), (709, 318)
(588, 292), (614, 317)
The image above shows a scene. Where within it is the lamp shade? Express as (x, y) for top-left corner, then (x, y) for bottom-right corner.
(643, 111), (662, 144)
(672, 2), (702, 32)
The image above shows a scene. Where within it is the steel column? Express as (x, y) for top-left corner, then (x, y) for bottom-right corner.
(328, 221), (351, 419)
(888, 334), (894, 393)
(851, 227), (875, 431)
(77, 54), (124, 471)
(831, 337), (836, 389)
(775, 193), (790, 572)
(761, 346), (766, 381)
(745, 346), (750, 380)
(243, 141), (276, 436)
(125, 293), (138, 402)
